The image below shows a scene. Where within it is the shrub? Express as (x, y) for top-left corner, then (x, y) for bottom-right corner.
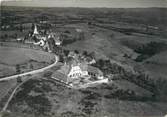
(135, 41), (167, 62)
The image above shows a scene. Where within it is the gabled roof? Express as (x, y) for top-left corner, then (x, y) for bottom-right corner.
(59, 63), (71, 75)
(52, 71), (68, 82)
(59, 57), (88, 75)
(87, 66), (103, 76)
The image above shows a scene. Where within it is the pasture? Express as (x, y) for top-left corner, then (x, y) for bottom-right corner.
(0, 46), (55, 77)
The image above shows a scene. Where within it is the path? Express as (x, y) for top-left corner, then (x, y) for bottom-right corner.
(1, 81), (25, 112)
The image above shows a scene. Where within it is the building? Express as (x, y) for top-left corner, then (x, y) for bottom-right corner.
(61, 57), (89, 82)
(33, 24), (39, 36)
(28, 24), (62, 52)
(87, 66), (104, 80)
(52, 55), (104, 85)
(48, 33), (62, 46)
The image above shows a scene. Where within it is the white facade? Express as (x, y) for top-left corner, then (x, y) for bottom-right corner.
(67, 65), (88, 79)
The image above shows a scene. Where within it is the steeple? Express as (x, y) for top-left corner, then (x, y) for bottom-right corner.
(33, 24), (39, 35)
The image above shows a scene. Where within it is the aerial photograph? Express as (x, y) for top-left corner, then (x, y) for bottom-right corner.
(0, 0), (167, 117)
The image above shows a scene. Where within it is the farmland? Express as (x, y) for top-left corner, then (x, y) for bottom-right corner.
(0, 46), (55, 78)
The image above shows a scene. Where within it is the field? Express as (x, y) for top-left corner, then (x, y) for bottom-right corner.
(7, 78), (167, 117)
(0, 46), (55, 77)
(65, 23), (167, 80)
(0, 80), (17, 109)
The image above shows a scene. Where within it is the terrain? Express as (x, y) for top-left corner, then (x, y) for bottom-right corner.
(0, 6), (167, 117)
(5, 78), (167, 117)
(0, 45), (55, 78)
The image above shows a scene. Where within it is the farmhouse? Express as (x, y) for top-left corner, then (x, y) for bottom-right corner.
(58, 57), (89, 82)
(48, 33), (62, 46)
(52, 55), (104, 86)
(87, 66), (104, 80)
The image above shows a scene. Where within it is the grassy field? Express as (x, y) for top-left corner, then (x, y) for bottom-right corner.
(0, 46), (55, 77)
(6, 78), (167, 117)
(65, 23), (167, 80)
(142, 51), (167, 79)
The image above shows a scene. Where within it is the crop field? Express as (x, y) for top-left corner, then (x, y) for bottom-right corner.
(0, 46), (55, 77)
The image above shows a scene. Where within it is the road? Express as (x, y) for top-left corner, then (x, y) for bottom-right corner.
(0, 55), (59, 82)
(0, 55), (59, 113)
(1, 81), (26, 112)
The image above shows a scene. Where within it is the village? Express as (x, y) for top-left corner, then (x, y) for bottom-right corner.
(14, 23), (109, 88)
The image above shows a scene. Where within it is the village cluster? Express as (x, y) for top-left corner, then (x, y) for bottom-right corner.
(16, 24), (62, 52)
(16, 24), (108, 88)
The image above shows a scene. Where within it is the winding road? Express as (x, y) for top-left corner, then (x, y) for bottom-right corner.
(0, 55), (59, 112)
(0, 55), (59, 82)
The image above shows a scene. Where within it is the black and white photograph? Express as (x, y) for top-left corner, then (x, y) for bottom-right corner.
(0, 0), (167, 117)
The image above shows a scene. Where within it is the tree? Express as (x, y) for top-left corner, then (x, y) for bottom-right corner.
(83, 51), (88, 56)
(17, 76), (22, 83)
(74, 50), (79, 54)
(79, 32), (85, 40)
(19, 24), (23, 32)
(63, 49), (70, 57)
(89, 52), (95, 59)
(29, 64), (33, 70)
(31, 23), (35, 31)
(43, 71), (52, 78)
(14, 33), (18, 39)
(4, 34), (8, 39)
(16, 64), (21, 74)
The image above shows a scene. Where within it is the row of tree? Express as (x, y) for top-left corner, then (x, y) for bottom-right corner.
(135, 41), (167, 62)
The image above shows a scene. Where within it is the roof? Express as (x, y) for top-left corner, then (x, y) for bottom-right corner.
(65, 57), (78, 66)
(52, 71), (67, 82)
(79, 62), (88, 71)
(59, 57), (88, 75)
(59, 63), (71, 75)
(87, 66), (103, 76)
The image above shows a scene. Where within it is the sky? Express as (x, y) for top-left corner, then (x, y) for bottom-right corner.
(1, 0), (167, 8)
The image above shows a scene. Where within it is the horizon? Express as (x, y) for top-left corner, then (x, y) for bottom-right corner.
(1, 0), (167, 8)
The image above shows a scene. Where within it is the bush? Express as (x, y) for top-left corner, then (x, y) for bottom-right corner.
(43, 71), (52, 78)
(92, 59), (125, 76)
(153, 78), (167, 101)
(135, 41), (167, 62)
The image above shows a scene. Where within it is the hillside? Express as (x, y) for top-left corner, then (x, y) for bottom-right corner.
(7, 78), (167, 117)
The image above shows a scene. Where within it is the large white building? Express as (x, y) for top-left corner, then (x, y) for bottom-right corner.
(52, 56), (104, 85)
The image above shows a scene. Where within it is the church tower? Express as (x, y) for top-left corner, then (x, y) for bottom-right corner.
(33, 24), (39, 36)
